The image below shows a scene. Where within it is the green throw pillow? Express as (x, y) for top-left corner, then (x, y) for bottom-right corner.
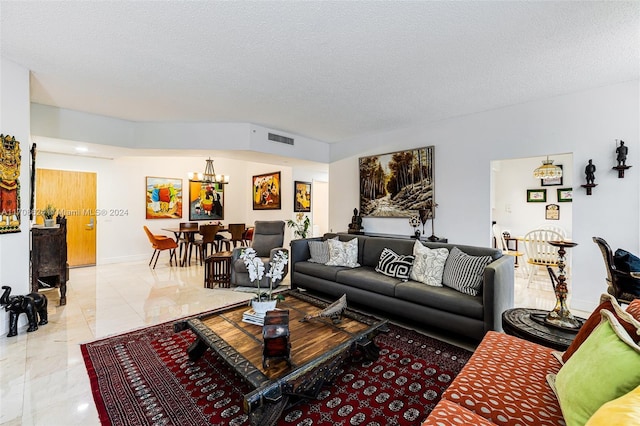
(547, 310), (640, 426)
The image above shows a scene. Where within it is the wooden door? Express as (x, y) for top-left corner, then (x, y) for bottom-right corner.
(35, 169), (97, 267)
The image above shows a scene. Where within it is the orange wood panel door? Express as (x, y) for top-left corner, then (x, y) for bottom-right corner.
(35, 169), (97, 267)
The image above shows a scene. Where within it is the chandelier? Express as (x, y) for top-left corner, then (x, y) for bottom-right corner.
(188, 157), (229, 184)
(533, 156), (563, 180)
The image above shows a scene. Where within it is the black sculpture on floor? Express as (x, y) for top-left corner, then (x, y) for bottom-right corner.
(1, 285), (48, 337)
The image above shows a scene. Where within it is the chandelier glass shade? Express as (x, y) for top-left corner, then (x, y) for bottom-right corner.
(188, 157), (229, 184)
(533, 157), (563, 180)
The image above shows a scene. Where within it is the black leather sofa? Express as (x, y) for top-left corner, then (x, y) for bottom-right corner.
(290, 233), (514, 341)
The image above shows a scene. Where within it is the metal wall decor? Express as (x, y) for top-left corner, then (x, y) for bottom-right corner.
(612, 139), (631, 178)
(0, 134), (21, 233)
(581, 159), (597, 195)
(359, 146), (434, 217)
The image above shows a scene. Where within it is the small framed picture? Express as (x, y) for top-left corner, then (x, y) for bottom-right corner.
(545, 204), (560, 220)
(527, 189), (547, 203)
(294, 181), (311, 212)
(557, 188), (572, 202)
(541, 165), (563, 186)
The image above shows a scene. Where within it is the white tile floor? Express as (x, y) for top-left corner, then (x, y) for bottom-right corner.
(0, 258), (587, 426)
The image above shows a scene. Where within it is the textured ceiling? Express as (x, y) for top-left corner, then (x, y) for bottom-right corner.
(1, 1), (638, 144)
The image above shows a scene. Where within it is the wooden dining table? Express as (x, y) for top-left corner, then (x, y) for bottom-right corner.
(162, 226), (230, 267)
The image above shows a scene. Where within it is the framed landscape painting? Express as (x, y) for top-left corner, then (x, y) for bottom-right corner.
(145, 177), (182, 219)
(294, 181), (311, 212)
(359, 146), (434, 217)
(188, 180), (224, 220)
(253, 172), (281, 210)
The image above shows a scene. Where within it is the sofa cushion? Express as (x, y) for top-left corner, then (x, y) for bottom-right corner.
(326, 238), (360, 268)
(361, 237), (415, 267)
(307, 237), (338, 264)
(410, 240), (449, 287)
(395, 281), (483, 319)
(293, 261), (350, 282)
(585, 384), (640, 426)
(560, 293), (640, 364)
(442, 247), (492, 296)
(548, 310), (640, 426)
(375, 248), (414, 281)
(421, 398), (495, 426)
(442, 331), (565, 426)
(336, 267), (399, 297)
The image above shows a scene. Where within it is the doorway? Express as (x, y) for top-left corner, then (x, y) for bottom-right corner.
(35, 169), (97, 267)
(491, 154), (573, 307)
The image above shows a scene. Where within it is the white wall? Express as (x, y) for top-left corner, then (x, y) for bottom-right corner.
(329, 80), (639, 313)
(36, 152), (329, 264)
(0, 57), (31, 334)
(492, 153), (573, 238)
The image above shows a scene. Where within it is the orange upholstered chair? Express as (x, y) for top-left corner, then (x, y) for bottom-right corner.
(143, 226), (178, 268)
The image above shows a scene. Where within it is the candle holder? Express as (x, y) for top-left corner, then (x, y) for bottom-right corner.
(544, 240), (581, 329)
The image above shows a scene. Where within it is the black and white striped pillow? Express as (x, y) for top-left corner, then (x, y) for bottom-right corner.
(375, 248), (415, 281)
(442, 247), (492, 296)
(307, 237), (339, 264)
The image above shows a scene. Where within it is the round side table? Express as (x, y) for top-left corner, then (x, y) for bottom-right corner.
(502, 308), (585, 351)
(204, 251), (233, 288)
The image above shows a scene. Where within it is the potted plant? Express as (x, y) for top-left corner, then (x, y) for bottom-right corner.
(241, 247), (288, 314)
(42, 204), (57, 227)
(286, 213), (311, 239)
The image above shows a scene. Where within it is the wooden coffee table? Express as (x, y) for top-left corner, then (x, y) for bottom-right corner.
(174, 290), (388, 426)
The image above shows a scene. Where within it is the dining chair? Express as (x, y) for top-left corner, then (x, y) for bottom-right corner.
(522, 229), (564, 287)
(143, 226), (178, 268)
(228, 223), (246, 248)
(192, 224), (220, 265)
(492, 224), (526, 276)
(537, 224), (568, 239)
(242, 227), (254, 247)
(178, 222), (200, 266)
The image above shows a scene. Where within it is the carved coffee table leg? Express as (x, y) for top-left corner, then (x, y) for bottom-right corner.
(186, 338), (208, 361)
(249, 395), (289, 426)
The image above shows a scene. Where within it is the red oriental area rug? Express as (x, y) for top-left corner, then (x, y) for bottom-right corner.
(82, 318), (471, 426)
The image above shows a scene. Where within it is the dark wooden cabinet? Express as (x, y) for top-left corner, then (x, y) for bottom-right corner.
(30, 217), (68, 305)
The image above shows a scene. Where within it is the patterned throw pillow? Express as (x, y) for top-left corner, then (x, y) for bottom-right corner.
(307, 237), (338, 264)
(442, 247), (492, 296)
(326, 238), (360, 268)
(409, 240), (449, 286)
(375, 248), (415, 281)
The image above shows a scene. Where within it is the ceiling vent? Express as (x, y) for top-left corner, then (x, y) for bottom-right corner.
(268, 133), (294, 145)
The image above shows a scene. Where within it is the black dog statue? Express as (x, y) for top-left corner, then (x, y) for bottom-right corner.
(1, 285), (48, 337)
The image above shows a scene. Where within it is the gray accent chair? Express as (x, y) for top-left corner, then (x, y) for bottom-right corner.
(230, 221), (289, 288)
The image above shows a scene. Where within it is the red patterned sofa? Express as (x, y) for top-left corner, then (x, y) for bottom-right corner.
(423, 296), (640, 426)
